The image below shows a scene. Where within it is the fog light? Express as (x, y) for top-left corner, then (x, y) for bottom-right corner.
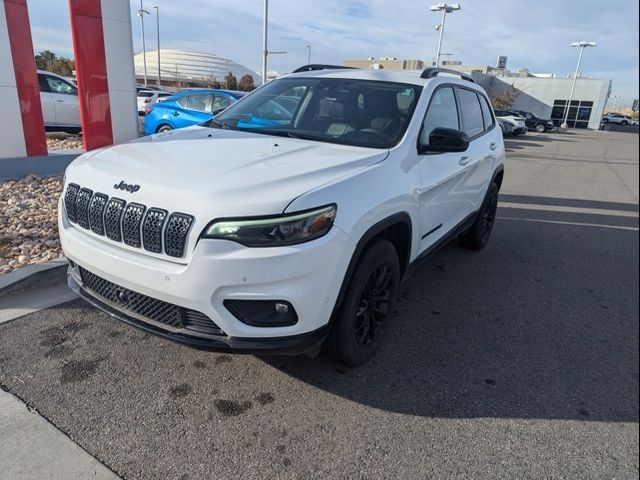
(274, 303), (289, 314)
(224, 300), (298, 327)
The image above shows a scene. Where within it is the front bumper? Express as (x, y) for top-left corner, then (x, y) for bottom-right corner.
(60, 205), (354, 348)
(68, 267), (329, 354)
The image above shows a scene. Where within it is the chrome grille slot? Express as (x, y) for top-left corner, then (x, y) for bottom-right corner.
(64, 183), (79, 223)
(63, 184), (194, 258)
(105, 198), (125, 242)
(142, 208), (167, 253)
(88, 193), (108, 235)
(122, 203), (146, 248)
(165, 213), (194, 258)
(75, 188), (93, 229)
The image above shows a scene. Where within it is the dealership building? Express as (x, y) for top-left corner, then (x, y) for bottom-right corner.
(343, 58), (612, 129)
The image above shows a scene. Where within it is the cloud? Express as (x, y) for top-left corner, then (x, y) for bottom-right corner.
(26, 0), (640, 105)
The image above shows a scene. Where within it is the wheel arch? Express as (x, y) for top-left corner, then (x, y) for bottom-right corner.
(331, 212), (413, 320)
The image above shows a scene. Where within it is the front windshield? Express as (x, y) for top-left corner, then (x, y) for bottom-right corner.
(205, 77), (422, 149)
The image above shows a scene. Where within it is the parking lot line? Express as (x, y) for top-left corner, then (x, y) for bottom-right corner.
(497, 216), (639, 231)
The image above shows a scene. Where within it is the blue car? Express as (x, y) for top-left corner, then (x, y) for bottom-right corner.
(143, 89), (246, 135)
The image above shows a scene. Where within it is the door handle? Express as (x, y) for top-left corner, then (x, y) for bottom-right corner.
(459, 156), (471, 166)
(490, 142), (497, 151)
(171, 111), (180, 116)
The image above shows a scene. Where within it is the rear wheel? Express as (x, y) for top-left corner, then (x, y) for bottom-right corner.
(156, 124), (173, 133)
(327, 240), (400, 366)
(621, 120), (628, 125)
(535, 123), (546, 133)
(459, 182), (499, 250)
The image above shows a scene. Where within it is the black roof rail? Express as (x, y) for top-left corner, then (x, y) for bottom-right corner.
(292, 64), (357, 73)
(420, 67), (475, 83)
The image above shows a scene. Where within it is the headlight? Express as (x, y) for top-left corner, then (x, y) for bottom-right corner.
(202, 204), (336, 247)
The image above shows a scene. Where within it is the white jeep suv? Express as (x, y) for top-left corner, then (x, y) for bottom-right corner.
(59, 66), (505, 365)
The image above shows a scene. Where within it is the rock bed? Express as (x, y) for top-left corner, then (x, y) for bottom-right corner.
(0, 175), (63, 275)
(46, 135), (83, 151)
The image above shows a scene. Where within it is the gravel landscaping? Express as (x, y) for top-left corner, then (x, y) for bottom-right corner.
(0, 175), (63, 275)
(46, 135), (83, 151)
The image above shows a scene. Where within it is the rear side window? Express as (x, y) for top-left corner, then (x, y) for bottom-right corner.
(38, 74), (50, 93)
(44, 75), (76, 95)
(479, 95), (495, 130)
(138, 91), (154, 98)
(179, 94), (211, 112)
(420, 87), (459, 145)
(212, 94), (233, 111)
(457, 88), (484, 137)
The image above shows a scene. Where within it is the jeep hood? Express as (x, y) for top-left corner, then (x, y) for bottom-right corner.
(66, 126), (388, 218)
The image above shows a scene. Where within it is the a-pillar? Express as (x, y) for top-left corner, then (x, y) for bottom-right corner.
(68, 0), (137, 151)
(0, 0), (47, 159)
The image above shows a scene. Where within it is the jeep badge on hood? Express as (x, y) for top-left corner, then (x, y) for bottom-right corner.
(114, 181), (140, 193)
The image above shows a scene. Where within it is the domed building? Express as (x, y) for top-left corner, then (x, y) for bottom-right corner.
(134, 49), (259, 88)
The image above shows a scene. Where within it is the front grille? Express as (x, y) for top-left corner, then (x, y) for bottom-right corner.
(78, 266), (225, 336)
(165, 213), (194, 258)
(89, 193), (108, 235)
(76, 188), (93, 229)
(63, 184), (194, 258)
(64, 183), (79, 223)
(122, 203), (146, 247)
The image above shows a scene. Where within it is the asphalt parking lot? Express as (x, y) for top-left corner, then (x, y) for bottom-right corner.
(1, 129), (638, 479)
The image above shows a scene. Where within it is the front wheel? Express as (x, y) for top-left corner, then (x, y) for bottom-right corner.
(156, 124), (173, 133)
(459, 182), (499, 250)
(621, 120), (628, 125)
(326, 240), (400, 366)
(535, 123), (546, 133)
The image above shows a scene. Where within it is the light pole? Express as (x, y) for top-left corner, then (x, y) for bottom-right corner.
(610, 95), (620, 112)
(306, 45), (311, 64)
(261, 0), (286, 85)
(430, 3), (461, 68)
(153, 5), (161, 87)
(561, 40), (596, 129)
(137, 1), (150, 86)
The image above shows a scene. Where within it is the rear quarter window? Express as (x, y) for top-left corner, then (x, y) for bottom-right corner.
(457, 88), (484, 138)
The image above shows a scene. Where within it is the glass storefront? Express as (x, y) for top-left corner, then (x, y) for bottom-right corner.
(551, 100), (594, 128)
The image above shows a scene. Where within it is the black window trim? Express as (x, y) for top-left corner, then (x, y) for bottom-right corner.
(453, 85), (496, 141)
(416, 83), (461, 155)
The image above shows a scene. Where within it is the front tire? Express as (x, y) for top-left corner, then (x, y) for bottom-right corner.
(156, 124), (173, 133)
(535, 123), (546, 133)
(459, 182), (499, 250)
(327, 240), (400, 366)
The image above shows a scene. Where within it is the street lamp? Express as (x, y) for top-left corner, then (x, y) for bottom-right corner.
(261, 0), (286, 85)
(610, 94), (620, 112)
(561, 40), (596, 129)
(153, 5), (161, 87)
(430, 3), (461, 68)
(137, 1), (150, 87)
(306, 45), (311, 64)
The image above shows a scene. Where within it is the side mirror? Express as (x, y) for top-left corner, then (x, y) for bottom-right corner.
(419, 127), (469, 154)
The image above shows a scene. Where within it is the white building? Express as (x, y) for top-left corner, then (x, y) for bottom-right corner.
(134, 49), (259, 87)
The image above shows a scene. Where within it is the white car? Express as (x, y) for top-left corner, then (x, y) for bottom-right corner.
(137, 90), (173, 115)
(601, 113), (635, 125)
(37, 70), (80, 132)
(493, 109), (527, 135)
(59, 66), (505, 365)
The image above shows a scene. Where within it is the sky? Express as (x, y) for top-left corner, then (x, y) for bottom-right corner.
(27, 0), (639, 108)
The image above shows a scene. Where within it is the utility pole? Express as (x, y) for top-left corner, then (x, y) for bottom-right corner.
(137, 0), (150, 86)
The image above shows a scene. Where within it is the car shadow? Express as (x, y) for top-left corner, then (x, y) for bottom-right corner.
(261, 194), (639, 423)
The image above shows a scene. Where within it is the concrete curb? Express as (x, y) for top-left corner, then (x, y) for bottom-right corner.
(0, 258), (68, 299)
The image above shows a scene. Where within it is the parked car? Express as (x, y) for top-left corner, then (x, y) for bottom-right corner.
(60, 66), (504, 366)
(601, 113), (635, 125)
(37, 70), (81, 133)
(493, 109), (527, 135)
(137, 90), (173, 115)
(511, 110), (555, 132)
(498, 118), (516, 136)
(143, 89), (245, 134)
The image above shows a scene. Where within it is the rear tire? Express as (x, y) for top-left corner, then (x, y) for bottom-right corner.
(156, 124), (173, 133)
(327, 240), (400, 366)
(535, 123), (546, 133)
(459, 182), (499, 250)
